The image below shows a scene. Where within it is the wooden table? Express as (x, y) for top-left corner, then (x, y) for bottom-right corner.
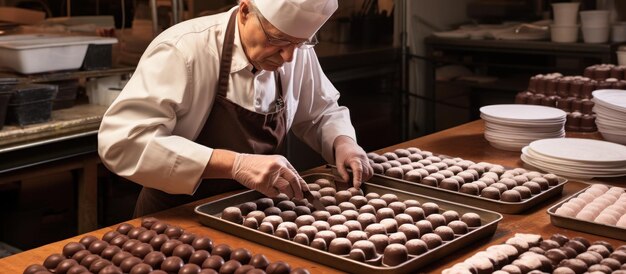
(1, 120), (624, 274)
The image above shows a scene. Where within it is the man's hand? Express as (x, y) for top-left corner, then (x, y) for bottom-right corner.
(334, 136), (373, 188)
(231, 153), (308, 199)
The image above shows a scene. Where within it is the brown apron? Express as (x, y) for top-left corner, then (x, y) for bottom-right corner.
(134, 9), (287, 217)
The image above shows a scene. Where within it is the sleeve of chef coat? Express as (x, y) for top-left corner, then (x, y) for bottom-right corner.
(98, 42), (214, 195)
(289, 49), (357, 164)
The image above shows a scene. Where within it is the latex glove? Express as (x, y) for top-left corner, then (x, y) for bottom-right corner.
(231, 153), (308, 199)
(333, 136), (373, 189)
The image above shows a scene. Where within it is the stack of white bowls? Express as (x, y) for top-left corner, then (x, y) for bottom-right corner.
(480, 104), (567, 151)
(592, 89), (626, 144)
(580, 10), (611, 43)
(551, 2), (580, 43)
(521, 138), (626, 179)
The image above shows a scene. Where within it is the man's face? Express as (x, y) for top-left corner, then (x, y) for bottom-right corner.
(238, 3), (308, 71)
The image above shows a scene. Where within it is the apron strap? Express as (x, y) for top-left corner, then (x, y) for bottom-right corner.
(217, 8), (238, 97)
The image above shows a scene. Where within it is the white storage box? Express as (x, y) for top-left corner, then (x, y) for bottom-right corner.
(0, 34), (117, 74)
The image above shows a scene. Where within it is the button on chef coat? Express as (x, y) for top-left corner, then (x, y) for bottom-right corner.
(98, 7), (357, 195)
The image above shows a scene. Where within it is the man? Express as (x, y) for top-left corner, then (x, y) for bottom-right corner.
(98, 0), (373, 216)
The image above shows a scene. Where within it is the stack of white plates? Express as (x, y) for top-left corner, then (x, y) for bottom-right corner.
(480, 104), (567, 151)
(592, 89), (626, 145)
(521, 138), (626, 179)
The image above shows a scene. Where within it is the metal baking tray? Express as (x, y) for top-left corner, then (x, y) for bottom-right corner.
(368, 172), (567, 214)
(195, 173), (502, 274)
(547, 185), (626, 241)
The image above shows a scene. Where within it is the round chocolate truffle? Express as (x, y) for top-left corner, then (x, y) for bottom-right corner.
(434, 226), (454, 241)
(142, 251), (165, 268)
(116, 223), (134, 235)
(369, 234), (390, 254)
(129, 263), (152, 274)
(426, 213), (447, 228)
(248, 253), (270, 269)
(415, 220), (433, 235)
(310, 238), (327, 251)
(102, 231), (121, 243)
(501, 190), (522, 202)
(421, 202), (439, 216)
(522, 182), (542, 194)
(383, 244), (408, 266)
(448, 220), (469, 235)
(119, 257), (143, 273)
(43, 253), (65, 270)
(127, 227), (148, 240)
(100, 245), (122, 260)
(212, 244), (232, 260)
(460, 183), (480, 195)
(461, 212), (481, 227)
(219, 260), (242, 274)
(328, 237), (352, 255)
(406, 239), (429, 256)
(481, 187), (501, 200)
(405, 207), (425, 222)
(201, 255), (225, 270)
(512, 186), (532, 199)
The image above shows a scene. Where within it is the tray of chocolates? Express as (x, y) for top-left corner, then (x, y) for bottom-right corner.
(194, 173), (502, 274)
(366, 147), (567, 214)
(444, 232), (626, 274)
(22, 218), (309, 274)
(548, 183), (626, 241)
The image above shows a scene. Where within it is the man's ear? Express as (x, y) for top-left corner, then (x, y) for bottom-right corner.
(238, 0), (251, 24)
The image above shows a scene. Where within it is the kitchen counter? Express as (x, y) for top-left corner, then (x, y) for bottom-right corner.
(1, 120), (623, 273)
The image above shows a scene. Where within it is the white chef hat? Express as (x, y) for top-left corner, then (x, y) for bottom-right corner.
(254, 0), (338, 39)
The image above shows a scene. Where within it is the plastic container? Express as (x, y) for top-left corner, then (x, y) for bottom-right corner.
(0, 34), (117, 74)
(580, 10), (610, 27)
(552, 2), (580, 26)
(6, 84), (57, 126)
(48, 80), (79, 110)
(550, 24), (579, 43)
(82, 44), (113, 70)
(0, 85), (13, 130)
(582, 26), (610, 43)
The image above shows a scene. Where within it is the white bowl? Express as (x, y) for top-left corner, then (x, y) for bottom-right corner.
(582, 26), (610, 43)
(550, 24), (579, 43)
(580, 10), (610, 27)
(552, 3), (580, 26)
(612, 22), (626, 42)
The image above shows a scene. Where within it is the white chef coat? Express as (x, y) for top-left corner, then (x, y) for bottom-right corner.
(98, 7), (357, 195)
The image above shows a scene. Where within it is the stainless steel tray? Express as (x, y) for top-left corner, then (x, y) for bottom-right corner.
(547, 185), (626, 241)
(368, 173), (567, 214)
(195, 173), (502, 274)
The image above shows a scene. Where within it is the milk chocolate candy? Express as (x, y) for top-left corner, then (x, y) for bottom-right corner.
(515, 92), (531, 104)
(556, 98), (571, 112)
(528, 76), (540, 92)
(565, 112), (582, 131)
(581, 80), (597, 99)
(545, 78), (558, 96)
(528, 94), (544, 105)
(581, 100), (594, 114)
(611, 66), (625, 79)
(571, 99), (583, 112)
(613, 80), (626, 90)
(569, 80), (583, 98)
(583, 66), (595, 78)
(535, 76), (547, 93)
(580, 114), (596, 132)
(556, 78), (570, 97)
(595, 66), (611, 80)
(541, 96), (556, 107)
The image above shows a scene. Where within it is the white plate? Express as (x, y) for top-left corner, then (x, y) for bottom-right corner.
(529, 138), (626, 164)
(522, 147), (626, 171)
(485, 123), (565, 134)
(480, 105), (567, 122)
(600, 131), (626, 145)
(592, 89), (626, 112)
(489, 141), (525, 151)
(521, 155), (594, 180)
(521, 154), (626, 178)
